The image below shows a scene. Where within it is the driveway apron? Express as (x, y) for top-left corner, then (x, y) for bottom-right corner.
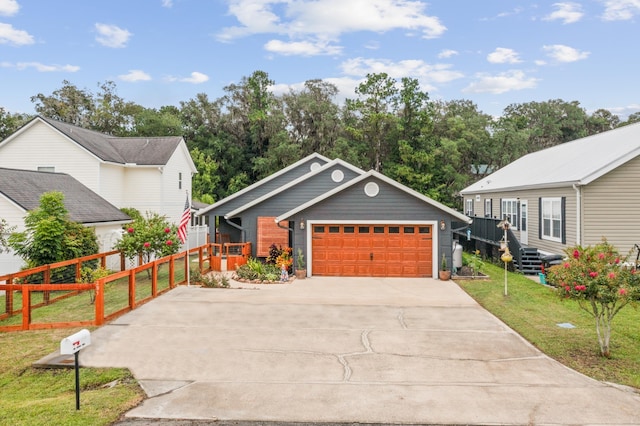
(78, 277), (640, 425)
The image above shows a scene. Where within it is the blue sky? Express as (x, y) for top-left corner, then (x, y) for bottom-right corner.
(1, 0), (639, 119)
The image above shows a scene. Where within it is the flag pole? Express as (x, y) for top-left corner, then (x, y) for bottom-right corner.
(186, 190), (190, 287)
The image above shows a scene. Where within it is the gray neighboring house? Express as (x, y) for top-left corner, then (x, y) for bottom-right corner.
(459, 122), (640, 258)
(198, 153), (470, 278)
(0, 167), (132, 275)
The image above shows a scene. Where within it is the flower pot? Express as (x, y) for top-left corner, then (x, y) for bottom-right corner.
(295, 270), (306, 279)
(439, 270), (451, 281)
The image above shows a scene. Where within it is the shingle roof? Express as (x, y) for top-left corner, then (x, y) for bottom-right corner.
(40, 116), (183, 165)
(0, 168), (131, 224)
(461, 122), (640, 194)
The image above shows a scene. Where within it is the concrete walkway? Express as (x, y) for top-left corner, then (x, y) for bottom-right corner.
(76, 277), (640, 425)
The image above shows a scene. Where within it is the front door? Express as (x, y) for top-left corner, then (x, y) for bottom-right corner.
(520, 200), (528, 245)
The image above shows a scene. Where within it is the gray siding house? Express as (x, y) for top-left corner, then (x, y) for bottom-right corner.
(459, 122), (640, 257)
(198, 154), (470, 278)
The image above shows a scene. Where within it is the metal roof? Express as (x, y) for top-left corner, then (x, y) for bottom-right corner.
(461, 122), (640, 194)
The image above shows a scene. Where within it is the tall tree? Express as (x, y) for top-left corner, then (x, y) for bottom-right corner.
(344, 73), (399, 172)
(281, 79), (342, 156)
(30, 80), (94, 127)
(0, 107), (30, 140)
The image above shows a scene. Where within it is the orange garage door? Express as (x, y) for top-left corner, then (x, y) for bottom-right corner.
(312, 224), (433, 277)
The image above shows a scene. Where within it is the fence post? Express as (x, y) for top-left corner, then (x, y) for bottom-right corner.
(43, 266), (50, 305)
(129, 270), (136, 310)
(95, 279), (105, 326)
(22, 285), (30, 330)
(152, 261), (158, 297)
(169, 257), (175, 288)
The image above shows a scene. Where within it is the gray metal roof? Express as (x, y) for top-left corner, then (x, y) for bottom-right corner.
(40, 116), (184, 165)
(461, 122), (640, 194)
(0, 168), (131, 224)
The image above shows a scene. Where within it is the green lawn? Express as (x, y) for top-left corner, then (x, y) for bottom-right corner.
(0, 328), (144, 426)
(456, 256), (640, 389)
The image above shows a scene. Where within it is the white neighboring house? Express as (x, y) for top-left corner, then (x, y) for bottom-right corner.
(0, 168), (132, 275)
(0, 116), (198, 224)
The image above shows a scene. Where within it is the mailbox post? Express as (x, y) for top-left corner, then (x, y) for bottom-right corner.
(60, 329), (91, 410)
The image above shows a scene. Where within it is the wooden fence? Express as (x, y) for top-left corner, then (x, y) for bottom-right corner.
(0, 242), (250, 332)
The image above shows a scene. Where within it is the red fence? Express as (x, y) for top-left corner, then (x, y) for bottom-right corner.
(0, 242), (250, 332)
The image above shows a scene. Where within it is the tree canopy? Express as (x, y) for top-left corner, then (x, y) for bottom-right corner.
(5, 73), (639, 209)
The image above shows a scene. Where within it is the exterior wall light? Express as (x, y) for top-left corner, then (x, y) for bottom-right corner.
(440, 220), (446, 231)
(300, 219), (305, 230)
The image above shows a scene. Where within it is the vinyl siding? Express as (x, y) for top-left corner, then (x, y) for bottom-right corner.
(0, 120), (101, 192)
(582, 155), (640, 254)
(227, 164), (361, 258)
(464, 187), (576, 255)
(100, 163), (125, 207)
(122, 167), (162, 216)
(161, 145), (194, 222)
(0, 195), (27, 231)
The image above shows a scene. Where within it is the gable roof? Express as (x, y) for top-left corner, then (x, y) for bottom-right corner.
(223, 158), (365, 219)
(0, 168), (131, 224)
(196, 152), (331, 216)
(275, 169), (471, 224)
(2, 116), (189, 167)
(461, 122), (640, 194)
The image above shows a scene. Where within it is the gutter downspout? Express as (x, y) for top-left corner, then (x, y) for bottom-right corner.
(573, 184), (581, 245)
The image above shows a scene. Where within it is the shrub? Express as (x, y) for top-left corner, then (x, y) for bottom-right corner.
(236, 258), (281, 282)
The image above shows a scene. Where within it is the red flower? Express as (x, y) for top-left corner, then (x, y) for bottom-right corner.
(564, 285), (571, 292)
(619, 288), (627, 296)
(574, 285), (586, 291)
(589, 271), (598, 278)
(598, 253), (605, 260)
(615, 257), (620, 264)
(563, 262), (571, 269)
(166, 240), (173, 245)
(164, 227), (171, 233)
(573, 250), (580, 259)
(144, 242), (150, 248)
(127, 227), (135, 234)
(608, 272), (616, 279)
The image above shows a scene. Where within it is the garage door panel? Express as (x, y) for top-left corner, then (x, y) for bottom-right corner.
(312, 224), (433, 277)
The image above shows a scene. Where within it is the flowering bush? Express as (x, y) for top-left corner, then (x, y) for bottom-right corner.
(115, 211), (181, 265)
(266, 244), (292, 272)
(547, 240), (640, 357)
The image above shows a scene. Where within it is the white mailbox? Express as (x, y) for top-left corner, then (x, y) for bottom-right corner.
(60, 329), (91, 355)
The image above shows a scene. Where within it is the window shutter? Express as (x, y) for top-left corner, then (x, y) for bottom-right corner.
(538, 198), (542, 240)
(561, 197), (566, 244)
(499, 198), (503, 220)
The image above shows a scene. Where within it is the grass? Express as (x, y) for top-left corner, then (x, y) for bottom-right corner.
(0, 327), (144, 425)
(457, 254), (640, 389)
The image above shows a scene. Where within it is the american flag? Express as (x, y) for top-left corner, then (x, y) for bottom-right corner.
(177, 194), (190, 244)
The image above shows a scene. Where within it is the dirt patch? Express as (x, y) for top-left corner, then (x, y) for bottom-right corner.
(454, 265), (489, 280)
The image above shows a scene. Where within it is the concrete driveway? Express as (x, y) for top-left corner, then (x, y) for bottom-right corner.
(78, 277), (640, 425)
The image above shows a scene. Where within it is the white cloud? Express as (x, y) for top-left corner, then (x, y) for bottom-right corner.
(543, 44), (590, 62)
(119, 69), (152, 82)
(438, 49), (458, 59)
(217, 0), (446, 56)
(179, 71), (209, 84)
(544, 2), (584, 24)
(0, 22), (34, 45)
(14, 62), (80, 72)
(162, 0), (173, 7)
(0, 0), (19, 16)
(340, 57), (463, 92)
(601, 0), (640, 20)
(487, 47), (522, 64)
(264, 39), (342, 56)
(463, 70), (539, 94)
(95, 23), (132, 48)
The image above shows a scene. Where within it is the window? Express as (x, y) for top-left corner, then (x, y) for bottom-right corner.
(484, 199), (492, 218)
(501, 199), (518, 229)
(465, 199), (474, 216)
(542, 198), (562, 242)
(38, 166), (55, 173)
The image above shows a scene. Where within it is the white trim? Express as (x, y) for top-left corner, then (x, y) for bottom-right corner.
(197, 152), (331, 216)
(276, 170), (472, 224)
(501, 198), (519, 230)
(306, 219), (438, 278)
(225, 159), (365, 219)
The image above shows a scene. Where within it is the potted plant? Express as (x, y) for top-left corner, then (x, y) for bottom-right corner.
(439, 253), (451, 281)
(295, 248), (306, 279)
